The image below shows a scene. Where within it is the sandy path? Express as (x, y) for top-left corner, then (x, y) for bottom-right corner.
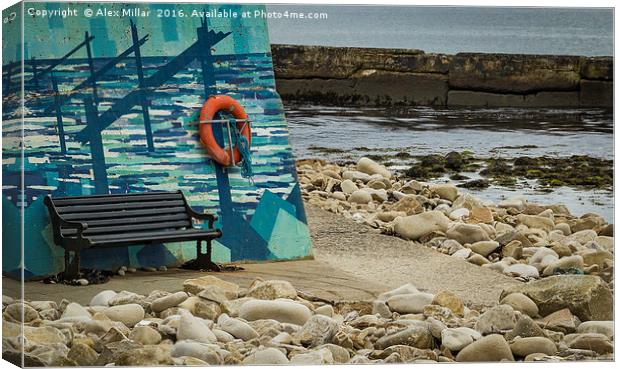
(305, 203), (521, 309)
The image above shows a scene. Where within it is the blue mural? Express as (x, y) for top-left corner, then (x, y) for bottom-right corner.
(2, 2), (312, 278)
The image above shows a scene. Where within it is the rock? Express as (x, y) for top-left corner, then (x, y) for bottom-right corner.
(176, 310), (217, 343)
(247, 279), (297, 300)
(499, 197), (526, 212)
(60, 302), (91, 321)
(542, 255), (584, 276)
(455, 334), (514, 362)
(577, 321), (614, 339)
(183, 276), (240, 295)
(67, 342), (99, 366)
(290, 347), (335, 364)
(316, 344), (350, 363)
(474, 305), (516, 335)
(386, 293), (434, 314)
(394, 211), (450, 240)
(342, 170), (372, 182)
(510, 337), (557, 357)
(239, 299), (312, 325)
(505, 315), (546, 341)
(103, 304), (144, 327)
(21, 326), (67, 345)
(128, 326), (162, 345)
(469, 240), (500, 257)
(213, 328), (235, 342)
(314, 304), (334, 317)
(372, 300), (392, 318)
(504, 264), (540, 279)
(3, 303), (39, 323)
(89, 290), (117, 306)
(500, 293), (538, 318)
(551, 243), (573, 258)
(294, 314), (339, 347)
(349, 189), (373, 204)
(242, 348), (289, 364)
(217, 313), (259, 341)
(170, 340), (222, 364)
(441, 328), (475, 351)
(567, 229), (597, 245)
(357, 157), (391, 179)
(537, 308), (579, 333)
(446, 223), (490, 244)
(377, 211), (406, 222)
(579, 249), (612, 268)
(594, 236), (613, 251)
(467, 253), (490, 266)
(375, 325), (434, 350)
(431, 291), (464, 317)
(517, 214), (555, 232)
(391, 196), (423, 215)
(452, 248), (472, 259)
(150, 291), (188, 313)
(107, 290), (145, 306)
(431, 184), (459, 201)
(470, 207), (494, 224)
(197, 285), (236, 304)
(500, 275), (613, 321)
(567, 333), (613, 354)
(340, 179), (359, 194)
(502, 240), (523, 259)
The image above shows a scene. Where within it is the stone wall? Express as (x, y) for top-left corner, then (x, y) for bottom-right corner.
(271, 44), (612, 108)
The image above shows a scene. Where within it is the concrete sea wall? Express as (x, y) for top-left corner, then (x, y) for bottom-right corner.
(271, 44), (612, 108)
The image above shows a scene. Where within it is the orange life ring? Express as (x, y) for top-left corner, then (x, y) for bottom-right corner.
(199, 95), (251, 166)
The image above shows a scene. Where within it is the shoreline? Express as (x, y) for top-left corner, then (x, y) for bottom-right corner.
(271, 44), (613, 108)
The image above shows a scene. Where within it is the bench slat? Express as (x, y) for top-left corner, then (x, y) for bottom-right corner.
(61, 206), (188, 221)
(53, 191), (180, 201)
(88, 229), (220, 246)
(65, 213), (190, 228)
(53, 193), (182, 206)
(61, 220), (192, 237)
(56, 199), (186, 214)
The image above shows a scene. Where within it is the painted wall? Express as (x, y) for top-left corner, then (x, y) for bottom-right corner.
(2, 2), (312, 278)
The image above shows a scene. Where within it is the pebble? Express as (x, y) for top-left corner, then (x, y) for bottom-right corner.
(103, 304), (145, 327)
(386, 292), (434, 314)
(456, 334), (514, 362)
(217, 313), (259, 341)
(510, 337), (557, 357)
(242, 348), (289, 364)
(499, 293), (539, 318)
(150, 291), (188, 313)
(89, 290), (117, 306)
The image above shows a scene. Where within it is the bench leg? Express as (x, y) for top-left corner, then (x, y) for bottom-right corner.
(184, 240), (220, 271)
(64, 250), (80, 279)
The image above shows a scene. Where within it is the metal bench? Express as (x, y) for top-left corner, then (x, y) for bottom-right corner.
(44, 190), (222, 278)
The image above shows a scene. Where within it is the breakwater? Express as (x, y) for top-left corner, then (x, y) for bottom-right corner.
(271, 45), (612, 108)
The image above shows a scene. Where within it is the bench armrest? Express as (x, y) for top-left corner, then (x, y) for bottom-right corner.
(44, 195), (89, 239)
(178, 191), (218, 228)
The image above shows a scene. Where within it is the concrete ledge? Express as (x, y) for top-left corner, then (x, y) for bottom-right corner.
(271, 44), (613, 108)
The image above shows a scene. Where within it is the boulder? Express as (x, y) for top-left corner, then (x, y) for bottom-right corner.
(509, 337), (557, 357)
(394, 211), (450, 240)
(469, 240), (500, 257)
(455, 334), (514, 362)
(349, 189), (373, 204)
(150, 292), (188, 313)
(375, 325), (434, 350)
(294, 314), (339, 347)
(340, 179), (359, 194)
(183, 276), (240, 295)
(239, 299), (312, 325)
(431, 290), (464, 317)
(242, 348), (289, 364)
(247, 280), (297, 300)
(217, 313), (259, 341)
(446, 223), (490, 244)
(357, 157), (392, 179)
(103, 304), (144, 327)
(431, 184), (459, 201)
(386, 293), (434, 314)
(500, 275), (613, 321)
(499, 293), (538, 318)
(89, 290), (117, 307)
(176, 310), (217, 343)
(577, 321), (614, 339)
(474, 305), (516, 335)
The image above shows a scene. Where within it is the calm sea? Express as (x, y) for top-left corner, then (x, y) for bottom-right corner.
(267, 5), (613, 56)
